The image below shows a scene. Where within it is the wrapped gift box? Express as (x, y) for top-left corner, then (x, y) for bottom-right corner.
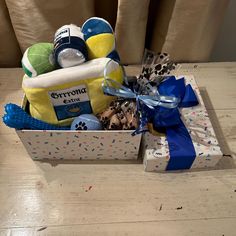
(142, 75), (222, 172)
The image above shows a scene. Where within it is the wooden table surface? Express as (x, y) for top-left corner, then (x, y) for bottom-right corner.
(0, 62), (236, 235)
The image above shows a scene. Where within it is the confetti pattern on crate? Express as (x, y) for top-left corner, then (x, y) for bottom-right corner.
(17, 130), (141, 160)
(143, 75), (222, 172)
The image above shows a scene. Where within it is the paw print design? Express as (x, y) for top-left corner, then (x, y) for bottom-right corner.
(75, 121), (88, 130)
(150, 52), (177, 78)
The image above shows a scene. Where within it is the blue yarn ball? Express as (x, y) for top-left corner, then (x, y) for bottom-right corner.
(70, 114), (102, 130)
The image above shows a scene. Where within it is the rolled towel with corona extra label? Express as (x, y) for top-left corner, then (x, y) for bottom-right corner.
(54, 24), (88, 68)
(22, 58), (123, 126)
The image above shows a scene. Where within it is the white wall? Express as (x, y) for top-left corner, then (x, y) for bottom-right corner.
(210, 0), (236, 62)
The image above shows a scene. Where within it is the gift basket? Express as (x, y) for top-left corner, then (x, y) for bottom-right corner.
(2, 17), (222, 170)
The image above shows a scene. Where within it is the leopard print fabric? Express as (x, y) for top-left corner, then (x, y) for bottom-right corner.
(97, 100), (138, 130)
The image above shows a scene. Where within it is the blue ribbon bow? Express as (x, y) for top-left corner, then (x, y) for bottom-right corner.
(102, 78), (180, 109)
(152, 76), (199, 170)
(151, 76), (199, 128)
(103, 60), (199, 170)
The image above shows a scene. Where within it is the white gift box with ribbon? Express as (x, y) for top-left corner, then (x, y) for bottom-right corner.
(142, 75), (222, 172)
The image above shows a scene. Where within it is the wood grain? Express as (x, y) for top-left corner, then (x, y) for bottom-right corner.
(1, 218), (236, 236)
(0, 63), (236, 235)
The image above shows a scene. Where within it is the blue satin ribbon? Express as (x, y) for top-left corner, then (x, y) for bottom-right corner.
(153, 76), (199, 128)
(103, 59), (180, 110)
(102, 78), (180, 109)
(103, 61), (199, 170)
(151, 76), (199, 170)
(166, 119), (197, 170)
